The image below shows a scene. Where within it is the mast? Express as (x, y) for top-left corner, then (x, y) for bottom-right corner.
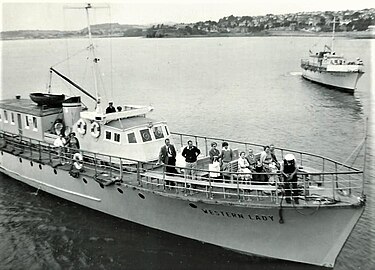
(331, 17), (336, 53)
(63, 3), (109, 113)
(84, 4), (100, 105)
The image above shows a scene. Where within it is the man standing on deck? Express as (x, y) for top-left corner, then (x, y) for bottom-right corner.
(105, 102), (116, 114)
(182, 140), (201, 180)
(158, 139), (178, 183)
(281, 154), (299, 204)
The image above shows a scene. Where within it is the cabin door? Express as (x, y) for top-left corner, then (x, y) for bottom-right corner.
(17, 113), (23, 136)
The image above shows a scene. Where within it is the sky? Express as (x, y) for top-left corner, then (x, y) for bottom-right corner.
(1, 0), (375, 31)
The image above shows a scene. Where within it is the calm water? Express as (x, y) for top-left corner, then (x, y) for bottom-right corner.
(1, 36), (374, 270)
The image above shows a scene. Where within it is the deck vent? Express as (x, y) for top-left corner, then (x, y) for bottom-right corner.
(138, 193), (145, 199)
(189, 203), (197, 209)
(19, 158), (22, 163)
(83, 178), (88, 184)
(30, 161), (33, 166)
(39, 164), (42, 170)
(54, 169), (57, 175)
(117, 188), (123, 194)
(99, 183), (104, 189)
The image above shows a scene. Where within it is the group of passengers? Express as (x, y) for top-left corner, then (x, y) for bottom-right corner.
(53, 132), (80, 164)
(210, 142), (298, 203)
(158, 139), (299, 203)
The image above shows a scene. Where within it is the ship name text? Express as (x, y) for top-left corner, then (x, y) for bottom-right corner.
(201, 208), (274, 222)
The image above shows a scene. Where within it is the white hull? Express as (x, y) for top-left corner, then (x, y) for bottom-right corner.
(0, 151), (364, 268)
(301, 69), (363, 92)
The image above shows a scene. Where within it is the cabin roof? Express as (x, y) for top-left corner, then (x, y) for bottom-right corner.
(106, 116), (165, 131)
(0, 98), (62, 116)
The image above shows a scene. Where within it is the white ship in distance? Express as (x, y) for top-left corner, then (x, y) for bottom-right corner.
(301, 18), (365, 92)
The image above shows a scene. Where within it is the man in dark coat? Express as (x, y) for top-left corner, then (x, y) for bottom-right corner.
(158, 138), (178, 178)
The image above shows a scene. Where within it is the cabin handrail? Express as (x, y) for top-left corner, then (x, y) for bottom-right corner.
(0, 130), (364, 174)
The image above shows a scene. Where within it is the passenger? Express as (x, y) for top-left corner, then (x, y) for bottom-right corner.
(255, 145), (272, 183)
(182, 140), (201, 180)
(281, 154), (299, 204)
(270, 144), (281, 170)
(117, 106), (122, 112)
(157, 138), (178, 180)
(220, 142), (233, 172)
(209, 142), (220, 163)
(67, 132), (80, 150)
(245, 149), (257, 171)
(260, 145), (272, 172)
(53, 134), (67, 163)
(238, 152), (251, 182)
(105, 102), (116, 114)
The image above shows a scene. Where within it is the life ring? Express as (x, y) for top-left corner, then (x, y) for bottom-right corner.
(73, 152), (83, 170)
(76, 119), (87, 135)
(90, 122), (101, 138)
(54, 122), (64, 136)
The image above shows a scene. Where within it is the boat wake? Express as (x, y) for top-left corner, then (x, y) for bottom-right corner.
(289, 71), (302, 76)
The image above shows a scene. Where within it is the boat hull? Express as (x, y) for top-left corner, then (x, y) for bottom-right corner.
(0, 151), (364, 268)
(301, 69), (363, 92)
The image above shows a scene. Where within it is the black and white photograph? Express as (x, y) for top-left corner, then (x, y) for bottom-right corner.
(0, 1), (374, 269)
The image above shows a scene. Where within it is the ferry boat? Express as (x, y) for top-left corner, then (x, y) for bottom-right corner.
(300, 19), (364, 92)
(0, 5), (367, 268)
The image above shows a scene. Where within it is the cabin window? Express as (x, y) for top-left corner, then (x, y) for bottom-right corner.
(32, 117), (38, 130)
(164, 126), (169, 135)
(140, 129), (152, 142)
(25, 116), (30, 128)
(153, 126), (164, 139)
(4, 111), (8, 123)
(11, 113), (15, 125)
(114, 133), (121, 143)
(105, 131), (112, 140)
(127, 132), (137, 143)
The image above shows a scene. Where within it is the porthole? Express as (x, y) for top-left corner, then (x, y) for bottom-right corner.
(30, 161), (33, 167)
(99, 183), (104, 189)
(83, 178), (88, 184)
(117, 188), (123, 194)
(19, 158), (22, 163)
(54, 169), (57, 175)
(189, 203), (197, 209)
(138, 193), (145, 199)
(39, 164), (42, 170)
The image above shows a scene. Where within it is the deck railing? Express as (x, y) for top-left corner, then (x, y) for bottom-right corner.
(0, 131), (364, 205)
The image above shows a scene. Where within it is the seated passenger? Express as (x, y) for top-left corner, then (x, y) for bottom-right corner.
(117, 106), (122, 112)
(245, 149), (257, 171)
(238, 152), (251, 181)
(105, 102), (116, 114)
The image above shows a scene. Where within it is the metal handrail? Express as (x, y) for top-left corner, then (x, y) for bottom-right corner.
(170, 132), (361, 171)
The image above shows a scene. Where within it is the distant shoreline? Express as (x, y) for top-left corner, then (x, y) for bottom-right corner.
(1, 30), (374, 41)
(148, 30), (375, 39)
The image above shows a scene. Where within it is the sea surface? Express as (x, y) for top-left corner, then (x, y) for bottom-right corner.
(0, 36), (374, 270)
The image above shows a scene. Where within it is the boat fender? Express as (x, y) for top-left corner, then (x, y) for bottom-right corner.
(54, 121), (64, 136)
(90, 122), (100, 138)
(73, 152), (83, 170)
(77, 119), (87, 135)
